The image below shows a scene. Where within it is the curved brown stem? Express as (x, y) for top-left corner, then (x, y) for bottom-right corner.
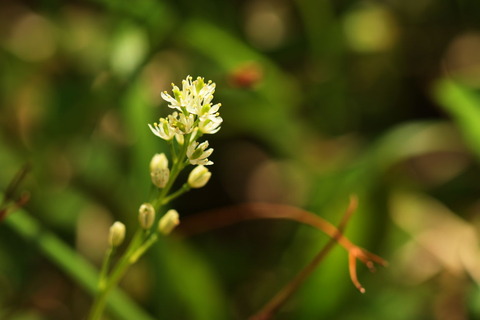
(248, 195), (359, 320)
(177, 198), (387, 269)
(177, 195), (387, 319)
(1, 164), (31, 223)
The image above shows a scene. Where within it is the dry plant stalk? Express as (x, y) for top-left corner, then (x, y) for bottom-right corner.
(178, 195), (387, 319)
(0, 165), (30, 222)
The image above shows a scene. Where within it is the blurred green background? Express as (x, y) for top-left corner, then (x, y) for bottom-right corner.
(1, 0), (480, 319)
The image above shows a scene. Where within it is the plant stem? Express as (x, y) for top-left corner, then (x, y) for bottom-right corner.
(87, 230), (144, 320)
(88, 139), (190, 319)
(98, 247), (114, 290)
(129, 234), (158, 264)
(3, 208), (154, 320)
(249, 196), (358, 320)
(161, 183), (190, 205)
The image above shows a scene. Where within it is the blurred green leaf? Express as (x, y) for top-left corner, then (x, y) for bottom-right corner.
(3, 208), (155, 320)
(153, 240), (228, 320)
(433, 78), (480, 161)
(110, 25), (149, 79)
(180, 19), (305, 155)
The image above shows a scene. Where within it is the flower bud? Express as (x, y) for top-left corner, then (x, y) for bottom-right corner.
(187, 165), (211, 188)
(150, 153), (168, 172)
(150, 153), (170, 188)
(108, 221), (125, 247)
(175, 134), (184, 145)
(138, 203), (155, 229)
(158, 209), (180, 235)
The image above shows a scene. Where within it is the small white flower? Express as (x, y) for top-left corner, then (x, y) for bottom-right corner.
(175, 112), (195, 134)
(198, 81), (216, 101)
(186, 140), (214, 165)
(160, 84), (183, 111)
(160, 76), (220, 120)
(198, 115), (223, 134)
(197, 102), (221, 121)
(186, 82), (217, 116)
(148, 118), (175, 140)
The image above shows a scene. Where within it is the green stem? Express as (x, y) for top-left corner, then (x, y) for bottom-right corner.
(170, 140), (178, 162)
(98, 247), (115, 290)
(129, 234), (158, 264)
(88, 257), (133, 320)
(3, 208), (154, 320)
(87, 230), (144, 320)
(153, 138), (189, 211)
(88, 134), (193, 319)
(162, 183), (190, 205)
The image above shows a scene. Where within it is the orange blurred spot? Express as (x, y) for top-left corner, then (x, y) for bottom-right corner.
(228, 62), (263, 89)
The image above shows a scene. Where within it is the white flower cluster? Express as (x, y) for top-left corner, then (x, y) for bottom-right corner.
(149, 76), (222, 166)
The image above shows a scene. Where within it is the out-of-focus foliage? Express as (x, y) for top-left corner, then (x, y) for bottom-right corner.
(1, 0), (480, 319)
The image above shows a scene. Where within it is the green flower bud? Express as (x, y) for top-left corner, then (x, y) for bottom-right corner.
(138, 203), (155, 229)
(158, 209), (180, 235)
(150, 153), (170, 188)
(150, 153), (168, 172)
(187, 165), (211, 188)
(108, 221), (125, 247)
(151, 169), (169, 188)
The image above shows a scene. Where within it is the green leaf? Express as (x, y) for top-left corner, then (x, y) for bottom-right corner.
(3, 208), (155, 320)
(433, 78), (480, 161)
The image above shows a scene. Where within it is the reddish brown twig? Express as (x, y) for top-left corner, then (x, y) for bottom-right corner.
(1, 164), (31, 222)
(248, 195), (359, 320)
(0, 192), (30, 222)
(177, 199), (387, 273)
(0, 208), (6, 222)
(178, 195), (387, 317)
(177, 195), (386, 319)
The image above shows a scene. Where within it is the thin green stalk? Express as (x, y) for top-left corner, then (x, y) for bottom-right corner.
(87, 230), (144, 320)
(88, 132), (195, 319)
(161, 183), (190, 205)
(88, 139), (190, 319)
(170, 140), (178, 162)
(98, 247), (115, 290)
(153, 140), (189, 210)
(88, 256), (133, 320)
(3, 208), (154, 320)
(129, 234), (158, 264)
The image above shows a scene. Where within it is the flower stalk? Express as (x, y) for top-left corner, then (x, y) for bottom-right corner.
(87, 76), (222, 320)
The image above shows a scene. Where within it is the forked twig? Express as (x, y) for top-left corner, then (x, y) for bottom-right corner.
(0, 164), (31, 222)
(177, 198), (387, 272)
(248, 195), (358, 320)
(177, 195), (387, 319)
